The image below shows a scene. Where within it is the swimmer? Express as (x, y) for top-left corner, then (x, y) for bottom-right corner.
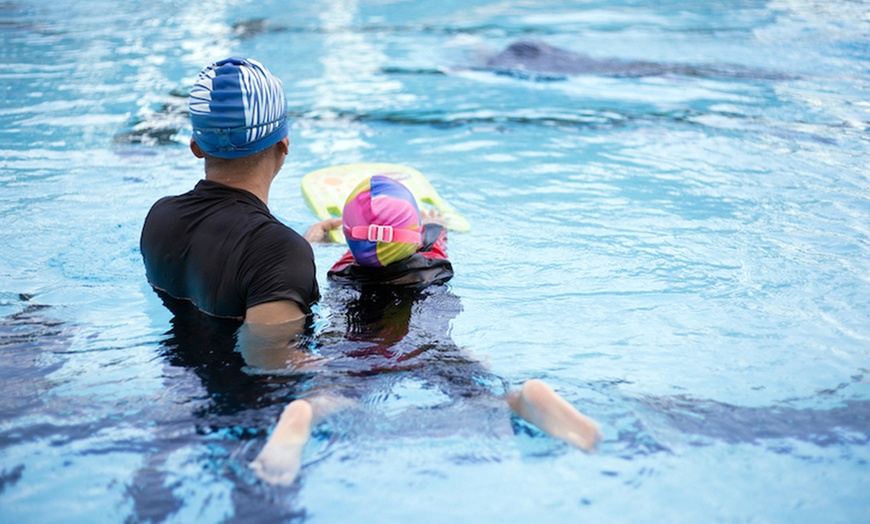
(141, 56), (340, 325)
(251, 176), (602, 485)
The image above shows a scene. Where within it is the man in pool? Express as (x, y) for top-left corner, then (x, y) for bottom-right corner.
(250, 176), (603, 486)
(140, 57), (339, 325)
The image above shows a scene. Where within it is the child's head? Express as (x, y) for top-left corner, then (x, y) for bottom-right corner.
(342, 175), (422, 267)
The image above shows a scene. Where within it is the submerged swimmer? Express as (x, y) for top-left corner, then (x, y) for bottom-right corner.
(250, 175), (602, 485)
(478, 40), (794, 79)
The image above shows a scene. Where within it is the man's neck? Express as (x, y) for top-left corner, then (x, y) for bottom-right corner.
(195, 139), (287, 206)
(205, 170), (272, 205)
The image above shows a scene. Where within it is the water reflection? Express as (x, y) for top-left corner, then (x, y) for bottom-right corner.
(314, 286), (503, 403)
(155, 295), (312, 421)
(124, 297), (313, 521)
(588, 375), (870, 459)
(637, 390), (870, 449)
(2, 295), (866, 521)
(0, 301), (72, 456)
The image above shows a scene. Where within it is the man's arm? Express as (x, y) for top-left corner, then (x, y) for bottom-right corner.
(242, 301), (307, 370)
(239, 301), (322, 372)
(246, 300), (306, 324)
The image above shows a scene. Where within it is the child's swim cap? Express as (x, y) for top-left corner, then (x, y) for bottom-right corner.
(342, 175), (422, 267)
(189, 57), (288, 159)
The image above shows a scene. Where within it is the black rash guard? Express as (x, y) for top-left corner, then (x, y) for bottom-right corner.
(140, 180), (319, 319)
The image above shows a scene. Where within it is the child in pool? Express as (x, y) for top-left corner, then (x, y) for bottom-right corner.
(325, 174), (455, 289)
(250, 175), (602, 485)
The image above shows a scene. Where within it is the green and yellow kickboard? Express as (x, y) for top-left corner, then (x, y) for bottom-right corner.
(301, 163), (471, 243)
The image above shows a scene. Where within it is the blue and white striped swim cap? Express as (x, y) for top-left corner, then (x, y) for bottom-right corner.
(189, 57), (288, 159)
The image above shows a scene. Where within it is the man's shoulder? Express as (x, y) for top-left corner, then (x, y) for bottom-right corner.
(144, 185), (201, 215)
(245, 219), (313, 260)
(142, 193), (187, 236)
(250, 217), (306, 239)
(146, 192), (181, 210)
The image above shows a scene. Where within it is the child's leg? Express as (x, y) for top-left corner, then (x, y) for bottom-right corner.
(508, 379), (602, 452)
(250, 393), (356, 485)
(250, 399), (314, 486)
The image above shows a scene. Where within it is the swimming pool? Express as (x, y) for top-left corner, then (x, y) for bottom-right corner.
(1, 0), (868, 522)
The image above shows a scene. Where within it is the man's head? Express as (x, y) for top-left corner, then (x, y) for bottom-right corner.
(189, 57), (288, 159)
(342, 175), (423, 267)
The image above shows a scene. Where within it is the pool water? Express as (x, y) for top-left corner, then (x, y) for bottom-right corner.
(2, 0), (869, 522)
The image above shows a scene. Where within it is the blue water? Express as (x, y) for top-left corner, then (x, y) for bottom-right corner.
(2, 0), (869, 522)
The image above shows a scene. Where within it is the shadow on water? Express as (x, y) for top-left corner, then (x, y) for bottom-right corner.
(125, 286), (515, 521)
(126, 296), (314, 522)
(301, 285), (515, 443)
(473, 40), (797, 81)
(639, 386), (870, 448)
(2, 296), (867, 519)
(593, 374), (870, 458)
(0, 300), (72, 496)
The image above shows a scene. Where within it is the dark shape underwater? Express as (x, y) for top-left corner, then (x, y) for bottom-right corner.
(633, 387), (870, 451)
(476, 40), (795, 80)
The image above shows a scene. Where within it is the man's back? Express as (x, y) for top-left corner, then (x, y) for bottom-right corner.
(141, 180), (318, 319)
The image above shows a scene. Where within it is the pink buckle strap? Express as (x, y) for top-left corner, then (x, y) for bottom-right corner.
(347, 224), (421, 244)
(367, 224), (392, 242)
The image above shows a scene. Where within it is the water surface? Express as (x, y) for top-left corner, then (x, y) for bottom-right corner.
(1, 0), (869, 522)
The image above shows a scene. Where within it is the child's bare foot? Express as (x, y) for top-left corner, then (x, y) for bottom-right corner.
(509, 379), (602, 452)
(250, 400), (313, 485)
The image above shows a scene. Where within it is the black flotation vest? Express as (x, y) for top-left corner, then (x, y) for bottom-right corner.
(327, 225), (454, 289)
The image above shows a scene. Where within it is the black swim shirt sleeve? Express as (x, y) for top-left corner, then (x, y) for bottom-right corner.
(238, 222), (320, 314)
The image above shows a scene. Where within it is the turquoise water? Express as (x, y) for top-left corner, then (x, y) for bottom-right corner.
(2, 0), (869, 522)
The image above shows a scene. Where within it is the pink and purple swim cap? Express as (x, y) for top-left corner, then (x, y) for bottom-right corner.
(342, 175), (422, 267)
